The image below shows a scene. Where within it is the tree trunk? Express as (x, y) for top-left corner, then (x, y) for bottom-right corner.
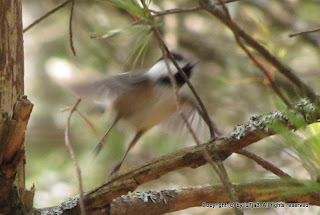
(0, 0), (33, 214)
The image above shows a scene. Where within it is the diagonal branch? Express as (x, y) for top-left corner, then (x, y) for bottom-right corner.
(199, 0), (318, 103)
(289, 28), (320, 38)
(236, 149), (292, 178)
(246, 1), (320, 48)
(154, 30), (236, 211)
(153, 33), (216, 138)
(148, 6), (243, 214)
(201, 0), (293, 109)
(150, 0), (242, 17)
(85, 98), (318, 209)
(23, 0), (72, 33)
(64, 99), (86, 215)
(40, 97), (320, 215)
(69, 0), (77, 56)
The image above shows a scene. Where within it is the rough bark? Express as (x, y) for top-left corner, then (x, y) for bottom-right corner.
(0, 0), (34, 214)
(109, 180), (319, 215)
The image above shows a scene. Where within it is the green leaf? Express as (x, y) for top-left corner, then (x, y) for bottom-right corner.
(91, 24), (151, 39)
(126, 30), (153, 69)
(110, 0), (148, 19)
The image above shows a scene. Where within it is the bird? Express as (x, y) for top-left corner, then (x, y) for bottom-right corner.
(67, 53), (216, 175)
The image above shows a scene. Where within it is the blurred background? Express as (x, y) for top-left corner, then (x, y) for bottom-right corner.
(22, 0), (320, 214)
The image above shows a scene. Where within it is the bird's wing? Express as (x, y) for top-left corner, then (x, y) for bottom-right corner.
(68, 72), (148, 106)
(161, 93), (223, 141)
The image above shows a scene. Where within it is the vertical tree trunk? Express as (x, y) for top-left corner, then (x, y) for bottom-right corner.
(0, 0), (33, 214)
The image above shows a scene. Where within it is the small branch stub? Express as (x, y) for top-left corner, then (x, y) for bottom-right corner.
(1, 97), (33, 167)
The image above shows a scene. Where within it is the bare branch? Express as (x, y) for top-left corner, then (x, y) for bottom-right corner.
(153, 31), (217, 138)
(39, 180), (320, 214)
(75, 109), (100, 139)
(87, 99), (318, 210)
(199, 0), (318, 103)
(23, 0), (72, 33)
(150, 20), (244, 214)
(215, 0), (244, 5)
(246, 1), (320, 48)
(109, 181), (319, 215)
(150, 0), (242, 17)
(151, 7), (203, 17)
(23, 0), (77, 55)
(289, 28), (320, 38)
(65, 99), (86, 215)
(237, 149), (292, 178)
(201, 0), (293, 110)
(69, 0), (77, 56)
(148, 2), (230, 194)
(60, 107), (100, 139)
(39, 98), (320, 214)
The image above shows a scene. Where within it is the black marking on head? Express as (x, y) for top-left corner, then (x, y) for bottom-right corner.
(156, 52), (185, 63)
(171, 53), (184, 61)
(175, 63), (194, 85)
(157, 63), (195, 87)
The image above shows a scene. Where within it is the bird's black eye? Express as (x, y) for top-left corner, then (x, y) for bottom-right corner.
(157, 76), (171, 85)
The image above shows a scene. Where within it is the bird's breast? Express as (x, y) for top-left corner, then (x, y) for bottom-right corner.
(113, 85), (178, 131)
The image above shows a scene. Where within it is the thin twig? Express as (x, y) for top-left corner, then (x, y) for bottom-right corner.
(157, 38), (216, 138)
(150, 10), (228, 185)
(150, 0), (303, 109)
(60, 106), (71, 112)
(215, 0), (244, 5)
(142, 0), (219, 138)
(150, 11), (243, 215)
(23, 0), (72, 33)
(200, 0), (294, 109)
(155, 2), (243, 213)
(65, 99), (86, 215)
(155, 40), (239, 214)
(151, 7), (204, 17)
(234, 33), (294, 109)
(289, 28), (320, 38)
(157, 36), (225, 181)
(215, 0), (231, 19)
(199, 0), (317, 103)
(150, 0), (241, 17)
(75, 109), (100, 139)
(69, 0), (77, 56)
(237, 149), (292, 178)
(219, 0), (292, 108)
(140, 3), (229, 196)
(61, 107), (99, 139)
